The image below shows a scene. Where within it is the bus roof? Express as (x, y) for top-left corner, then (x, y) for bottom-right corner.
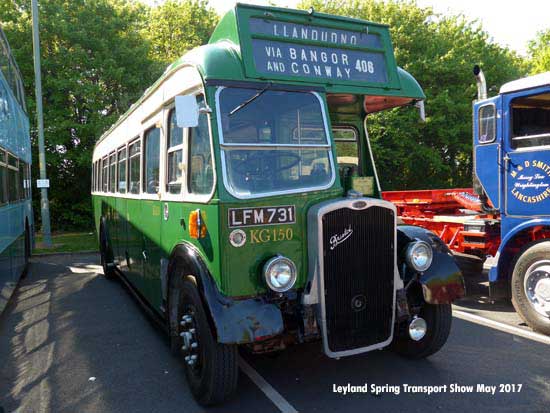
(97, 4), (424, 146)
(172, 3), (425, 98)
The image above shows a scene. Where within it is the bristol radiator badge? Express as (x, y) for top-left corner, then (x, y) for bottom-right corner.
(329, 225), (353, 250)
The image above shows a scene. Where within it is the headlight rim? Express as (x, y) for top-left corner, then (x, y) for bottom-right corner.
(405, 240), (433, 272)
(263, 255), (297, 293)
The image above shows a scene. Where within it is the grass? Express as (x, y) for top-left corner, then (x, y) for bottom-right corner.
(34, 231), (98, 254)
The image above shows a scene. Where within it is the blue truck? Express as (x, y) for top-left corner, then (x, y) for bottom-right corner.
(473, 67), (550, 335)
(384, 68), (550, 335)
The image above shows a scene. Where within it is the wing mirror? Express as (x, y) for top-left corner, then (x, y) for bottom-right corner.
(175, 95), (212, 128)
(415, 100), (426, 122)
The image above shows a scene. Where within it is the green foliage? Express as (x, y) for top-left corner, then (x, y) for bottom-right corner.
(529, 29), (550, 73)
(34, 231), (97, 254)
(300, 0), (525, 190)
(143, 0), (219, 64)
(0, 0), (217, 230)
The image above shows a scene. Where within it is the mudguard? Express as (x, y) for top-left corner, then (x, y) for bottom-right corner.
(168, 243), (284, 345)
(397, 225), (465, 304)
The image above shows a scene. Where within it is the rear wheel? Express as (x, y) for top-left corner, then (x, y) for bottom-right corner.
(99, 225), (115, 279)
(391, 303), (452, 359)
(511, 241), (550, 335)
(170, 276), (238, 406)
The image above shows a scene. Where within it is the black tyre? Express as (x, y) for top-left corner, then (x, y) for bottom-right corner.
(391, 303), (452, 359)
(170, 276), (238, 406)
(99, 225), (115, 279)
(511, 241), (550, 335)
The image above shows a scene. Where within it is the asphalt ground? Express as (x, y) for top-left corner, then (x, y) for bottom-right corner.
(1, 254), (549, 413)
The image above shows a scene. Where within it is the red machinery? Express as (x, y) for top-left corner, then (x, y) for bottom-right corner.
(382, 188), (501, 259)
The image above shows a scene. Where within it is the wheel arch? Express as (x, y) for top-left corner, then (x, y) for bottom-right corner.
(166, 241), (284, 345)
(166, 242), (219, 341)
(397, 225), (465, 304)
(494, 219), (550, 283)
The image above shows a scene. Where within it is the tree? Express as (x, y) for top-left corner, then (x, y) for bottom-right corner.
(0, 0), (162, 229)
(299, 0), (525, 190)
(143, 0), (219, 64)
(529, 29), (550, 73)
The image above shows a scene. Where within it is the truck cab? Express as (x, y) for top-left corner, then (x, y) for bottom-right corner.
(473, 71), (550, 334)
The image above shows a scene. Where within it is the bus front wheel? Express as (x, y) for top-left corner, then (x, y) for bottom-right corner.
(511, 241), (550, 335)
(170, 276), (238, 406)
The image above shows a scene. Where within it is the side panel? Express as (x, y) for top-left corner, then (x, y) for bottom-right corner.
(473, 96), (502, 209)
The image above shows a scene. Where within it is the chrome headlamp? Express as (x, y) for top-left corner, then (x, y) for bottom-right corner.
(263, 256), (297, 293)
(405, 241), (433, 272)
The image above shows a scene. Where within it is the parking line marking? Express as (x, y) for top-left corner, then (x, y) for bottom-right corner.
(453, 309), (550, 345)
(239, 357), (299, 413)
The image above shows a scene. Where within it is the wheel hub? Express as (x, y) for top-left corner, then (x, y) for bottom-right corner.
(180, 312), (199, 367)
(524, 262), (550, 317)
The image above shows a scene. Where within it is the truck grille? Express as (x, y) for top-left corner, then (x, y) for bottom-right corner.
(322, 206), (395, 353)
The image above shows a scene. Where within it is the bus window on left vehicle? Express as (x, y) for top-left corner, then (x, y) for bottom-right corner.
(118, 147), (127, 193)
(128, 139), (141, 194)
(102, 157), (108, 192)
(7, 154), (18, 202)
(18, 161), (25, 200)
(167, 109), (184, 194)
(188, 95), (213, 195)
(144, 127), (160, 194)
(0, 150), (6, 204)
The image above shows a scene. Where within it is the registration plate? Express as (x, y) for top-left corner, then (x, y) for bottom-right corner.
(228, 205), (295, 228)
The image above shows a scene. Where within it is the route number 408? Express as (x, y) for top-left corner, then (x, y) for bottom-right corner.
(355, 59), (375, 73)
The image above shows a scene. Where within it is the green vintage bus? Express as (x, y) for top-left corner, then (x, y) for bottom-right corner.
(92, 4), (464, 405)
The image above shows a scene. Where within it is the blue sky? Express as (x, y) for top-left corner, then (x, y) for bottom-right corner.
(146, 0), (550, 55)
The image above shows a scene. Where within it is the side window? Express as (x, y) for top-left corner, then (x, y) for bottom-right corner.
(188, 95), (213, 195)
(167, 109), (184, 194)
(102, 157), (108, 192)
(0, 150), (6, 204)
(144, 127), (160, 194)
(118, 147), (127, 193)
(7, 154), (18, 202)
(511, 92), (550, 149)
(333, 127), (359, 167)
(128, 139), (141, 194)
(18, 161), (25, 200)
(94, 161), (98, 192)
(479, 104), (496, 144)
(109, 153), (116, 193)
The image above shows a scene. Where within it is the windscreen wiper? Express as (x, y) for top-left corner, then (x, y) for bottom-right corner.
(229, 82), (272, 116)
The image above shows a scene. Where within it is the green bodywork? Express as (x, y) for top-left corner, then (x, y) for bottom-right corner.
(93, 4), (425, 312)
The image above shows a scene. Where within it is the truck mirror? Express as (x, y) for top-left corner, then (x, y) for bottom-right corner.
(415, 100), (426, 122)
(175, 95), (199, 128)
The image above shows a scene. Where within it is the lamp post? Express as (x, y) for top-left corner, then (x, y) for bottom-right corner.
(31, 0), (52, 247)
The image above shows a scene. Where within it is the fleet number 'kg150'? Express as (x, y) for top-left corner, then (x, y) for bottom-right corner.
(228, 205), (295, 227)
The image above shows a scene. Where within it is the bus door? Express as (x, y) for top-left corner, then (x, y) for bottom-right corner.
(503, 87), (550, 217)
(473, 95), (502, 210)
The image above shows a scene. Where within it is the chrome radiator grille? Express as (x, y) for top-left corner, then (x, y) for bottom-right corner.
(321, 205), (395, 353)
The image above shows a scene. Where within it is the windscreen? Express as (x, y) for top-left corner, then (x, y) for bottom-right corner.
(218, 87), (334, 198)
